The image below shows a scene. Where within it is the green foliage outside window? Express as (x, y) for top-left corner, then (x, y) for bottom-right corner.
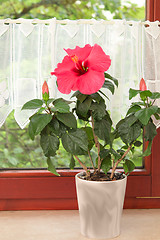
(0, 0), (145, 169)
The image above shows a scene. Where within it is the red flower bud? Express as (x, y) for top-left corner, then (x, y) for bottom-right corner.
(139, 78), (147, 91)
(42, 81), (49, 101)
(42, 81), (49, 94)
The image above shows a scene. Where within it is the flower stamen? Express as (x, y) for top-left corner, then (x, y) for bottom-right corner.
(71, 55), (88, 74)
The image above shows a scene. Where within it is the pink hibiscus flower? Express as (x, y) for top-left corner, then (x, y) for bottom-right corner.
(51, 44), (111, 95)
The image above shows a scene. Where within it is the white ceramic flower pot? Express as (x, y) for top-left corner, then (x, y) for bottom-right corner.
(75, 172), (127, 239)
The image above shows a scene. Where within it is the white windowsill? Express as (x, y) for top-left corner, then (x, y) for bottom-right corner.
(0, 209), (160, 240)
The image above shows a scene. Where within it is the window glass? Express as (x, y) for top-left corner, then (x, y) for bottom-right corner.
(0, 0), (145, 169)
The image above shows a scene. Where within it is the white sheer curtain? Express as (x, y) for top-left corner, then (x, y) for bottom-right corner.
(0, 18), (159, 128)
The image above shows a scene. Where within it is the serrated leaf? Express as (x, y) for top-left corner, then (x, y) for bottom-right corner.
(99, 149), (110, 159)
(53, 98), (70, 113)
(123, 159), (135, 174)
(144, 122), (157, 141)
(104, 73), (118, 87)
(150, 92), (160, 99)
(56, 112), (77, 128)
(37, 107), (46, 114)
(102, 80), (115, 94)
(47, 98), (54, 105)
(127, 105), (141, 115)
(71, 91), (80, 98)
(135, 106), (158, 125)
(61, 129), (88, 155)
(129, 88), (141, 100)
(101, 156), (112, 174)
(22, 99), (43, 110)
(117, 120), (141, 145)
(140, 90), (152, 100)
(94, 118), (111, 143)
(28, 114), (52, 139)
(90, 101), (107, 121)
(76, 97), (92, 118)
(81, 127), (94, 150)
(90, 93), (103, 103)
(28, 120), (35, 140)
(40, 133), (60, 157)
(142, 141), (152, 157)
(47, 157), (60, 176)
(98, 90), (109, 100)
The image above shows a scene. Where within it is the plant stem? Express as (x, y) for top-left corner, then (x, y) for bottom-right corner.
(91, 114), (101, 173)
(110, 144), (132, 179)
(88, 150), (96, 172)
(74, 155), (90, 176)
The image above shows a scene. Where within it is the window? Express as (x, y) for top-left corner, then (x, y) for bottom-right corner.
(1, 0), (160, 211)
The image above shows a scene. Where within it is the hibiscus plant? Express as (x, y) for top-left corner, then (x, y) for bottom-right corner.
(22, 44), (160, 180)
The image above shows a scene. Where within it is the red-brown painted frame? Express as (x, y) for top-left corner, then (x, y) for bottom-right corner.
(1, 0), (160, 211)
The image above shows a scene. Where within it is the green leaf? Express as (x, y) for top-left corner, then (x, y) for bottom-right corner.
(142, 141), (152, 157)
(129, 88), (141, 100)
(90, 101), (107, 121)
(22, 99), (43, 110)
(131, 101), (146, 106)
(61, 129), (88, 155)
(47, 98), (54, 105)
(135, 106), (158, 125)
(140, 90), (152, 100)
(102, 80), (115, 94)
(8, 156), (19, 165)
(28, 114), (52, 139)
(101, 156), (112, 174)
(56, 112), (77, 128)
(104, 73), (118, 87)
(82, 127), (94, 150)
(99, 149), (110, 159)
(76, 97), (92, 118)
(28, 121), (35, 140)
(94, 118), (111, 143)
(48, 118), (60, 135)
(90, 93), (103, 103)
(53, 98), (70, 113)
(144, 122), (157, 141)
(69, 155), (75, 169)
(127, 105), (141, 115)
(47, 157), (60, 176)
(37, 107), (46, 114)
(154, 113), (160, 120)
(134, 141), (142, 147)
(117, 119), (141, 145)
(123, 159), (135, 174)
(48, 118), (67, 137)
(40, 133), (60, 157)
(98, 90), (109, 100)
(150, 92), (160, 99)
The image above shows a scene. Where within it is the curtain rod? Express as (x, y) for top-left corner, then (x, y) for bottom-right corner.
(0, 18), (157, 25)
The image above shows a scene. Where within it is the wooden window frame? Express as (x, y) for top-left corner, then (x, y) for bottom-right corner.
(1, 0), (160, 210)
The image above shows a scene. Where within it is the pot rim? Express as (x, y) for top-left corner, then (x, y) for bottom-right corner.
(75, 171), (127, 184)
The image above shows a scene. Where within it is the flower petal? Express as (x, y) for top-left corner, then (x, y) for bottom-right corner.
(85, 44), (111, 72)
(139, 78), (147, 91)
(42, 81), (49, 94)
(57, 71), (78, 94)
(65, 44), (92, 62)
(51, 56), (75, 76)
(77, 69), (105, 95)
